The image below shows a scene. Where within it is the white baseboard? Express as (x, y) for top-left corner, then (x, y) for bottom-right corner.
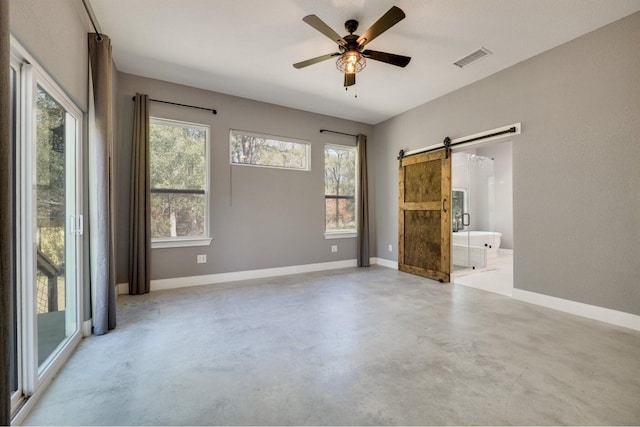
(117, 282), (129, 295)
(372, 257), (398, 269)
(153, 259), (359, 291)
(81, 319), (92, 337)
(117, 259), (364, 294)
(117, 260), (638, 332)
(512, 289), (640, 331)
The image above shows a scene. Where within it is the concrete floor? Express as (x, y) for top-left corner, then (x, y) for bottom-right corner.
(22, 266), (640, 425)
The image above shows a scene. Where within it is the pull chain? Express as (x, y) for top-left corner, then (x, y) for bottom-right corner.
(345, 85), (358, 98)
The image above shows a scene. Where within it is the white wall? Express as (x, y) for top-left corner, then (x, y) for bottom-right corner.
(477, 141), (513, 249)
(372, 12), (640, 315)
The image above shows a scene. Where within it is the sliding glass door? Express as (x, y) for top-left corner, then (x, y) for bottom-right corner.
(10, 48), (83, 416)
(451, 151), (498, 274)
(34, 84), (79, 370)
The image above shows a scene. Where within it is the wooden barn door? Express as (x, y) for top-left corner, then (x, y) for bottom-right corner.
(399, 149), (451, 282)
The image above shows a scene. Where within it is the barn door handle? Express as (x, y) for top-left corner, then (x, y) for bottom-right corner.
(442, 197), (447, 213)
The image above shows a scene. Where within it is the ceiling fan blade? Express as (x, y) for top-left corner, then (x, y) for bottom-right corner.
(293, 52), (340, 69)
(303, 15), (347, 46)
(344, 73), (356, 87)
(363, 49), (411, 67)
(357, 6), (406, 48)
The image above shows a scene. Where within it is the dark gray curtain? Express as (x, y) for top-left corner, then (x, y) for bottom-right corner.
(88, 33), (117, 335)
(1, 0), (11, 422)
(129, 93), (151, 294)
(356, 134), (370, 267)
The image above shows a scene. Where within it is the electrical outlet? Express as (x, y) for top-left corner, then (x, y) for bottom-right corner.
(196, 254), (207, 264)
(331, 245), (338, 253)
(388, 244), (393, 252)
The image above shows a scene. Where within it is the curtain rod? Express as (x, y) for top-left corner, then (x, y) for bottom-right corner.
(81, 0), (103, 42)
(131, 97), (217, 115)
(320, 129), (357, 138)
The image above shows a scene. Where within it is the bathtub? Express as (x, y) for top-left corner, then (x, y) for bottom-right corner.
(452, 231), (502, 268)
(452, 231), (502, 249)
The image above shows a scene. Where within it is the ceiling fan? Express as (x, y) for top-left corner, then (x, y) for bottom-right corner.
(293, 6), (411, 88)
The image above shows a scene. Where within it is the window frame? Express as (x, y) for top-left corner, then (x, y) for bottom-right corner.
(323, 143), (358, 239)
(149, 117), (212, 249)
(229, 129), (311, 172)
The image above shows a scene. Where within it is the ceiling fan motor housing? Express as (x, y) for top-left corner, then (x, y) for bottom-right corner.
(345, 19), (359, 34)
(340, 20), (365, 54)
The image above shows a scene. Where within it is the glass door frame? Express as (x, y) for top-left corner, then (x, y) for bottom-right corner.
(9, 54), (23, 416)
(10, 38), (84, 416)
(451, 145), (504, 279)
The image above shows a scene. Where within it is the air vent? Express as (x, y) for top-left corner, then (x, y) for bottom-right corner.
(453, 47), (492, 68)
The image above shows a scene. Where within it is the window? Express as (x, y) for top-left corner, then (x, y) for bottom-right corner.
(150, 118), (210, 247)
(324, 145), (357, 237)
(230, 129), (310, 171)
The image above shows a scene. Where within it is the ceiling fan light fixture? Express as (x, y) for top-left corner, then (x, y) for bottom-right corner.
(336, 50), (366, 74)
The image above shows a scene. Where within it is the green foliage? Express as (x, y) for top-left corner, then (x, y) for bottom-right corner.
(36, 86), (66, 268)
(325, 199), (356, 231)
(150, 122), (206, 189)
(150, 193), (205, 238)
(230, 132), (308, 169)
(150, 121), (207, 238)
(324, 146), (356, 231)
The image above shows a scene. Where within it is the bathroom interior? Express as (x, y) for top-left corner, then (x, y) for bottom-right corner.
(451, 139), (513, 296)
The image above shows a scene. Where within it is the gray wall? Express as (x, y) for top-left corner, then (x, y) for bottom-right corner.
(9, 0), (88, 112)
(115, 73), (374, 283)
(10, 1), (91, 317)
(372, 12), (640, 315)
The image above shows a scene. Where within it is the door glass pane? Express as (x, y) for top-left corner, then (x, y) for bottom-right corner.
(9, 67), (18, 396)
(469, 153), (496, 268)
(453, 152), (496, 272)
(35, 85), (77, 368)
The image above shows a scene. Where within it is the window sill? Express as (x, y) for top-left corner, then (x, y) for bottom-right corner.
(324, 231), (357, 240)
(152, 237), (213, 249)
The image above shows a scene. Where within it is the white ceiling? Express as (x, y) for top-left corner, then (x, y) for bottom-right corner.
(88, 0), (640, 125)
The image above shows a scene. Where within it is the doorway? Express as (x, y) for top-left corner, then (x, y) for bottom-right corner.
(451, 139), (513, 296)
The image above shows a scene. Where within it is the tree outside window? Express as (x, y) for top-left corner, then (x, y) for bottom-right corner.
(230, 130), (310, 171)
(149, 118), (209, 240)
(324, 145), (356, 233)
